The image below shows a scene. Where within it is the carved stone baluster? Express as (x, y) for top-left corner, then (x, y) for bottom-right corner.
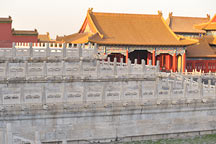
(5, 61), (9, 80)
(107, 57), (110, 65)
(78, 44), (82, 58)
(96, 60), (100, 78)
(12, 42), (16, 59)
(46, 43), (50, 58)
(199, 77), (203, 99)
(127, 59), (131, 75)
(63, 43), (66, 58)
(29, 42), (33, 58)
(113, 57), (117, 76)
(35, 131), (41, 144)
(62, 61), (65, 79)
(25, 61), (28, 80)
(43, 61), (47, 78)
(183, 80), (187, 100)
(79, 60), (83, 78)
(141, 59), (145, 74)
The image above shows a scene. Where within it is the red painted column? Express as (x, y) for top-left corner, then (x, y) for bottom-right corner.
(161, 55), (164, 67)
(147, 52), (151, 65)
(152, 50), (156, 66)
(126, 49), (128, 63)
(182, 52), (186, 72)
(172, 53), (177, 72)
(165, 55), (171, 70)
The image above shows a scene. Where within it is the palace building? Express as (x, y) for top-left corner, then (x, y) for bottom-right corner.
(38, 32), (51, 43)
(166, 12), (210, 38)
(60, 8), (197, 72)
(186, 15), (216, 72)
(0, 16), (38, 48)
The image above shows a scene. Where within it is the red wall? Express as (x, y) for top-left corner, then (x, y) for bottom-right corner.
(12, 35), (38, 43)
(186, 59), (216, 73)
(0, 20), (38, 48)
(0, 23), (12, 41)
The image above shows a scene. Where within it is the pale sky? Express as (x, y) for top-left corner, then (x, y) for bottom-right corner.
(0, 0), (215, 39)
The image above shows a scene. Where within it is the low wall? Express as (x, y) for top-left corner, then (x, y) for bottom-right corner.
(1, 97), (216, 144)
(0, 42), (215, 143)
(0, 76), (215, 143)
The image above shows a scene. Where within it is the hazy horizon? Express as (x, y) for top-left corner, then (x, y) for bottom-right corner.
(1, 0), (215, 39)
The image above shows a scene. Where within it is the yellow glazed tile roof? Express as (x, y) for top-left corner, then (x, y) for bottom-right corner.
(0, 16), (12, 23)
(194, 14), (216, 30)
(38, 32), (51, 42)
(166, 13), (209, 34)
(205, 35), (216, 45)
(12, 29), (38, 36)
(62, 32), (92, 43)
(187, 38), (216, 58)
(74, 9), (197, 46)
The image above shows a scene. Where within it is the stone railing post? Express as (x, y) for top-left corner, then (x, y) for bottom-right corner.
(12, 42), (16, 58)
(25, 61), (28, 80)
(83, 83), (87, 104)
(62, 140), (67, 144)
(134, 59), (137, 65)
(29, 42), (33, 57)
(120, 58), (123, 66)
(148, 60), (152, 65)
(215, 82), (216, 98)
(107, 57), (110, 65)
(43, 61), (47, 78)
(183, 80), (187, 100)
(173, 76), (177, 88)
(5, 61), (9, 80)
(88, 42), (91, 48)
(141, 59), (145, 74)
(127, 59), (131, 75)
(62, 61), (65, 78)
(138, 81), (142, 101)
(35, 131), (41, 144)
(6, 123), (12, 144)
(42, 85), (46, 105)
(63, 43), (66, 58)
(169, 82), (173, 101)
(79, 60), (83, 77)
(199, 77), (203, 99)
(155, 76), (159, 101)
(96, 60), (100, 78)
(208, 79), (211, 89)
(113, 57), (117, 76)
(46, 43), (50, 57)
(78, 44), (82, 58)
(94, 43), (98, 55)
(20, 85), (24, 105)
(156, 60), (160, 72)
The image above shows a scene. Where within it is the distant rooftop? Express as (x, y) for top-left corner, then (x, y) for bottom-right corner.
(166, 12), (210, 34)
(0, 16), (12, 23)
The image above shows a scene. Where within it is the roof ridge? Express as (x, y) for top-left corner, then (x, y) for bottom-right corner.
(87, 9), (104, 38)
(160, 15), (180, 41)
(171, 16), (209, 19)
(92, 11), (160, 17)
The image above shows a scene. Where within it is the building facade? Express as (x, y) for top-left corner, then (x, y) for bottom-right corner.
(60, 9), (196, 72)
(186, 15), (216, 73)
(0, 16), (38, 48)
(166, 12), (210, 38)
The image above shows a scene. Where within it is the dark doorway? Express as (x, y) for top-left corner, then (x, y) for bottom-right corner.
(107, 53), (126, 62)
(128, 50), (148, 64)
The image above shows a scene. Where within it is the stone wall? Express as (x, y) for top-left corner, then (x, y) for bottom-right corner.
(0, 43), (216, 144)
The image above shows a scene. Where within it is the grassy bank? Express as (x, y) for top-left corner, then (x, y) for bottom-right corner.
(119, 133), (216, 144)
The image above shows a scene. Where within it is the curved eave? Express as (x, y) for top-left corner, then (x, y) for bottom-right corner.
(88, 40), (196, 47)
(187, 55), (216, 58)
